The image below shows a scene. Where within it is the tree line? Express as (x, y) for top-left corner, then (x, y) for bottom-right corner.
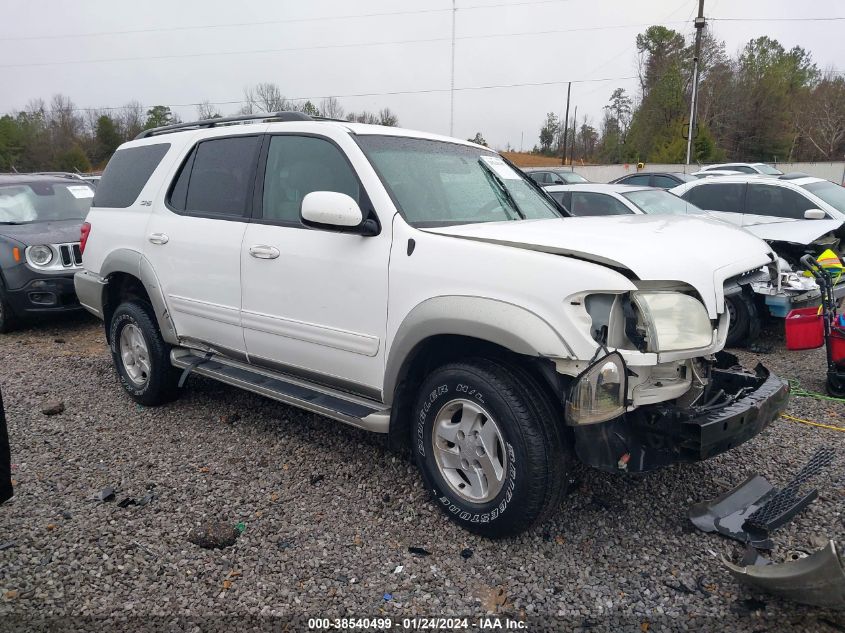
(0, 83), (399, 172)
(533, 26), (845, 165)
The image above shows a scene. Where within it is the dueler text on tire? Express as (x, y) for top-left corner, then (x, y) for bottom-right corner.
(413, 358), (570, 538)
(109, 300), (181, 406)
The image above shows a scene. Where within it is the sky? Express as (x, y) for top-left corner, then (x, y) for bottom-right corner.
(1, 0), (843, 150)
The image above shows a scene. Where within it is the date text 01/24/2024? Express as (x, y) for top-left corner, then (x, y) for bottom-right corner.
(307, 617), (527, 630)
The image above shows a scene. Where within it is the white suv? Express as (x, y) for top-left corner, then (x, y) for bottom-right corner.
(75, 112), (788, 537)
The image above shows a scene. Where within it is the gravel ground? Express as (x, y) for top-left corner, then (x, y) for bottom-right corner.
(0, 313), (843, 632)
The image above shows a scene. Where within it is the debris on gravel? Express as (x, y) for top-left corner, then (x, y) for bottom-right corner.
(0, 316), (843, 629)
(39, 400), (64, 416)
(187, 521), (240, 549)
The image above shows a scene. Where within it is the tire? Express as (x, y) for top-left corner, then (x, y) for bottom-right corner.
(109, 300), (181, 406)
(725, 292), (759, 348)
(0, 285), (17, 334)
(827, 373), (845, 399)
(412, 358), (570, 538)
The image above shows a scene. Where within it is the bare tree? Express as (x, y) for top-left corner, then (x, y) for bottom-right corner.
(242, 83), (294, 113)
(119, 101), (145, 140)
(320, 96), (344, 119)
(795, 71), (845, 159)
(196, 100), (222, 120)
(378, 107), (399, 127)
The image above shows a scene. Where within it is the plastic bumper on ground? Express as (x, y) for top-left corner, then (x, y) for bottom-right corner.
(5, 275), (83, 317)
(572, 362), (789, 473)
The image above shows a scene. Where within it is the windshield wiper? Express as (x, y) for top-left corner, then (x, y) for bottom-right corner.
(478, 159), (525, 220)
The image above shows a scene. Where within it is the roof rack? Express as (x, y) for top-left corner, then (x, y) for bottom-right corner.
(135, 111), (315, 140)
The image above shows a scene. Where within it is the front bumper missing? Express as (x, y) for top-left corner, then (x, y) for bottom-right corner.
(572, 361), (789, 473)
(724, 540), (845, 609)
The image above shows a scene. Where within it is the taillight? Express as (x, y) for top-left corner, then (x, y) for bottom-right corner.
(80, 222), (91, 254)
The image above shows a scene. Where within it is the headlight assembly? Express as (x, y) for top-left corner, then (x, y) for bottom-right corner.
(27, 245), (54, 267)
(631, 291), (713, 352)
(565, 352), (627, 425)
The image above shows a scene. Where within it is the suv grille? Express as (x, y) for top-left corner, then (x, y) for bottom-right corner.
(58, 243), (83, 268)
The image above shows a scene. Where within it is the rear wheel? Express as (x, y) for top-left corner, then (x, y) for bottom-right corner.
(827, 373), (845, 398)
(413, 358), (570, 538)
(109, 300), (181, 406)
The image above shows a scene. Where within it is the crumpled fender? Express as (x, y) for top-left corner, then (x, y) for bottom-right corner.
(723, 540), (845, 609)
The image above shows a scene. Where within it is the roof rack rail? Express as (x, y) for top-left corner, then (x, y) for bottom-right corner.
(135, 111), (314, 140)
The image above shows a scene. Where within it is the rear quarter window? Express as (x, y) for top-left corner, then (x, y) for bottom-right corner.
(93, 143), (171, 208)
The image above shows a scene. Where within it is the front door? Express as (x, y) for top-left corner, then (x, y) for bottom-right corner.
(240, 133), (391, 397)
(143, 133), (263, 355)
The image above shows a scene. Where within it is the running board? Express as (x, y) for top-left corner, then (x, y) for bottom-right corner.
(170, 348), (390, 433)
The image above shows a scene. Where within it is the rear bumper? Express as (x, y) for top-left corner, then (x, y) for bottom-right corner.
(573, 362), (789, 473)
(5, 275), (83, 317)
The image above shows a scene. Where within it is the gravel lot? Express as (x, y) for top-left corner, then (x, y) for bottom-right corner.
(0, 313), (843, 632)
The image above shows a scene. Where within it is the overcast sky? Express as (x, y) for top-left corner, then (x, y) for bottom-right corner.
(2, 0), (843, 149)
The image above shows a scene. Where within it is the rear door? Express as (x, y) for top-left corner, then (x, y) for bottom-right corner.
(239, 131), (391, 396)
(681, 182), (746, 226)
(143, 131), (264, 355)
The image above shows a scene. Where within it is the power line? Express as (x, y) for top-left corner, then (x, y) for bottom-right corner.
(0, 0), (574, 43)
(57, 75), (641, 113)
(0, 21), (686, 70)
(710, 16), (845, 22)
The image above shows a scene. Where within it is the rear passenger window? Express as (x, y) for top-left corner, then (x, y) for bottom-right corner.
(94, 143), (170, 208)
(621, 174), (651, 186)
(683, 183), (745, 213)
(168, 136), (261, 217)
(529, 172), (548, 185)
(652, 175), (678, 188)
(261, 135), (360, 223)
(569, 192), (633, 216)
(746, 184), (814, 219)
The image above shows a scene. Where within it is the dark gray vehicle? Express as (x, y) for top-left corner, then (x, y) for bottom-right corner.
(0, 174), (93, 332)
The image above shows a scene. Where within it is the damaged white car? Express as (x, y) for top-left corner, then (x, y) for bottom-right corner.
(76, 113), (789, 537)
(546, 183), (815, 346)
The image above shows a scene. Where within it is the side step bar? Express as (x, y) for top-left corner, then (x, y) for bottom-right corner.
(170, 349), (390, 433)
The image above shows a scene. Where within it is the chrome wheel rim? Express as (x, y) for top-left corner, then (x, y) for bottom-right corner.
(119, 323), (151, 387)
(431, 398), (507, 503)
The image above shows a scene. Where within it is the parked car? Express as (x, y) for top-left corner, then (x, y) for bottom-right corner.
(669, 175), (845, 270)
(0, 174), (93, 332)
(697, 163), (783, 176)
(545, 184), (814, 346)
(609, 171), (696, 188)
(76, 112), (788, 537)
(522, 167), (589, 186)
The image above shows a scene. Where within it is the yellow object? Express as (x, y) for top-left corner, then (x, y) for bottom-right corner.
(781, 413), (845, 432)
(817, 248), (843, 273)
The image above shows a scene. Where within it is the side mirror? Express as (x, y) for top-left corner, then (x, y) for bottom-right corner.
(804, 209), (826, 220)
(301, 191), (363, 229)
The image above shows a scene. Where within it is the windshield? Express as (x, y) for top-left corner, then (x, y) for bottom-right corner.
(357, 136), (561, 226)
(802, 180), (845, 214)
(622, 189), (704, 215)
(756, 164), (783, 175)
(0, 182), (94, 224)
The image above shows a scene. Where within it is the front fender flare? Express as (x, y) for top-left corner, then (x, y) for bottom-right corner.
(383, 295), (573, 404)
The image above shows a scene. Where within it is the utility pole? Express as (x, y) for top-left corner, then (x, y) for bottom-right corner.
(685, 0), (706, 166)
(560, 82), (571, 165)
(569, 105), (578, 168)
(450, 0), (456, 136)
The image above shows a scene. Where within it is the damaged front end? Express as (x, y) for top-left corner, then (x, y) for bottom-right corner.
(570, 352), (789, 473)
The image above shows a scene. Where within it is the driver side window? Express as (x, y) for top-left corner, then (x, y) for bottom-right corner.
(261, 135), (360, 224)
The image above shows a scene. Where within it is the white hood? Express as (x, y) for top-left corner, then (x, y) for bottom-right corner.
(424, 215), (774, 317)
(742, 218), (843, 245)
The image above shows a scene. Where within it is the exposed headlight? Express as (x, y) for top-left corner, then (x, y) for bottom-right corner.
(27, 245), (54, 267)
(565, 352), (626, 425)
(632, 291), (713, 352)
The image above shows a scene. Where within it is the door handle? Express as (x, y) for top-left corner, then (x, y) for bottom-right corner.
(249, 245), (280, 259)
(148, 233), (169, 245)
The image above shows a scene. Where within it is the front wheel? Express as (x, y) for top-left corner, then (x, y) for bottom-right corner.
(725, 292), (759, 348)
(109, 300), (181, 406)
(413, 359), (570, 538)
(827, 372), (845, 399)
